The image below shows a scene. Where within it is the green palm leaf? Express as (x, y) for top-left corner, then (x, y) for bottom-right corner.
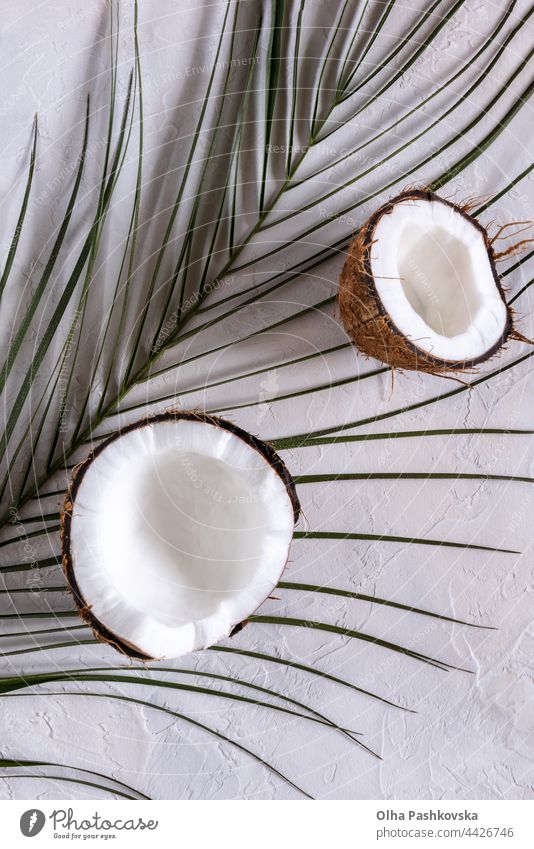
(0, 758), (148, 800)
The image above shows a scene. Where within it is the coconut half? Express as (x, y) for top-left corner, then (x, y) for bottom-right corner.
(62, 412), (299, 661)
(339, 189), (514, 372)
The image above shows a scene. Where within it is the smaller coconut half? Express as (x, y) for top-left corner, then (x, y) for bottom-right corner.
(62, 411), (299, 661)
(338, 189), (514, 372)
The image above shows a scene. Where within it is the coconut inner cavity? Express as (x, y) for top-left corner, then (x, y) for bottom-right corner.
(112, 450), (269, 622)
(371, 197), (508, 362)
(397, 223), (483, 336)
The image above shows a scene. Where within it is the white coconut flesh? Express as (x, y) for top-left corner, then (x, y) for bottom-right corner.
(68, 419), (296, 659)
(370, 197), (508, 362)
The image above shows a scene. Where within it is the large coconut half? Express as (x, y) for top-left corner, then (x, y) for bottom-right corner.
(62, 411), (299, 661)
(338, 189), (514, 372)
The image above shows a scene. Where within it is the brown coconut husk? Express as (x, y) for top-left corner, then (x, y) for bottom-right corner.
(61, 410), (300, 661)
(338, 188), (516, 374)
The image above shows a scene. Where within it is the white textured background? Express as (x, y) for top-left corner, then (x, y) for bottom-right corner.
(1, 0), (534, 800)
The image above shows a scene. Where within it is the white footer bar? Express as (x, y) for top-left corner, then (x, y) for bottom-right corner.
(2, 799), (532, 848)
